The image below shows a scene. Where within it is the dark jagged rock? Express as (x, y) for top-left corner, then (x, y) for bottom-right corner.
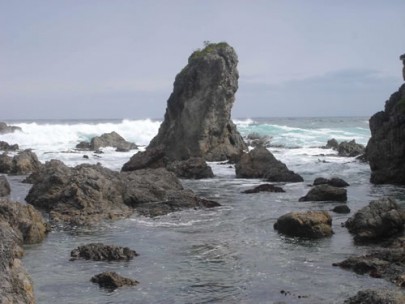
(0, 150), (42, 175)
(344, 289), (405, 304)
(23, 159), (70, 185)
(299, 184), (347, 202)
(345, 197), (405, 243)
(0, 122), (22, 134)
(324, 138), (339, 150)
(235, 146), (303, 182)
(0, 176), (10, 197)
(366, 82), (405, 184)
(401, 53), (405, 81)
(324, 138), (365, 157)
(0, 199), (49, 244)
(70, 243), (138, 261)
(274, 211), (333, 238)
(332, 205), (351, 214)
(242, 184), (285, 194)
(313, 177), (349, 187)
(0, 141), (19, 151)
(122, 145), (167, 171)
(146, 42), (247, 162)
(245, 133), (272, 148)
(76, 131), (137, 152)
(91, 271), (138, 290)
(166, 157), (214, 179)
(25, 161), (220, 226)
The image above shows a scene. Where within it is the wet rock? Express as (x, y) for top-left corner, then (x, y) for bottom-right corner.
(91, 271), (138, 290)
(344, 289), (405, 304)
(122, 145), (167, 171)
(242, 184), (285, 194)
(313, 177), (349, 187)
(337, 140), (365, 157)
(0, 176), (11, 197)
(274, 211), (333, 238)
(0, 199), (49, 244)
(147, 42), (247, 162)
(76, 131), (137, 152)
(0, 122), (22, 134)
(70, 243), (138, 261)
(166, 157), (214, 179)
(235, 146), (303, 182)
(345, 197), (405, 243)
(299, 184), (347, 202)
(0, 141), (19, 151)
(0, 150), (42, 175)
(324, 138), (339, 150)
(332, 205), (351, 214)
(0, 153), (13, 173)
(245, 133), (272, 148)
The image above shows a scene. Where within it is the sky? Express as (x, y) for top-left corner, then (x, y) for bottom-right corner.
(1, 0), (404, 120)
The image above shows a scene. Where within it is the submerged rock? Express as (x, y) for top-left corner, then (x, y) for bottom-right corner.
(242, 184), (285, 194)
(91, 271), (138, 290)
(235, 146), (303, 182)
(0, 176), (10, 197)
(0, 150), (42, 175)
(345, 197), (405, 243)
(76, 131), (137, 152)
(0, 122), (22, 134)
(70, 243), (138, 261)
(299, 184), (347, 202)
(274, 211), (333, 238)
(313, 177), (349, 187)
(146, 42), (247, 162)
(344, 289), (405, 304)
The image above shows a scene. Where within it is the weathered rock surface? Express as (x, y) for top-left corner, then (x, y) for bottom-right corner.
(0, 199), (49, 244)
(25, 161), (219, 226)
(0, 141), (19, 151)
(242, 184), (285, 194)
(235, 146), (303, 182)
(121, 145), (167, 171)
(0, 175), (11, 196)
(76, 131), (137, 152)
(0, 122), (22, 134)
(146, 42), (247, 162)
(299, 184), (347, 202)
(313, 177), (349, 187)
(0, 150), (42, 175)
(70, 243), (138, 261)
(344, 289), (405, 304)
(345, 197), (405, 243)
(366, 81), (405, 184)
(166, 157), (214, 179)
(274, 211), (333, 238)
(324, 138), (365, 157)
(91, 271), (138, 290)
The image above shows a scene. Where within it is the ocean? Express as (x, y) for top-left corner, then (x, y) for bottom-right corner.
(2, 116), (404, 303)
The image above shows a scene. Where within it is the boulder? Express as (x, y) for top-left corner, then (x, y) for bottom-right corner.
(166, 157), (214, 179)
(235, 146), (303, 182)
(345, 197), (405, 243)
(0, 199), (49, 244)
(0, 122), (22, 134)
(0, 153), (12, 173)
(274, 211), (333, 238)
(324, 138), (339, 150)
(0, 141), (19, 151)
(242, 184), (285, 194)
(245, 133), (272, 148)
(332, 205), (351, 214)
(0, 176), (10, 197)
(313, 177), (349, 187)
(344, 289), (405, 304)
(122, 145), (167, 171)
(147, 42), (247, 162)
(76, 131), (137, 152)
(91, 271), (138, 290)
(70, 243), (138, 261)
(299, 184), (347, 202)
(0, 150), (42, 175)
(337, 140), (365, 157)
(366, 83), (405, 184)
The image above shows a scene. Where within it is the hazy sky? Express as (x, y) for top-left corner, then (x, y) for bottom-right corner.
(1, 0), (404, 120)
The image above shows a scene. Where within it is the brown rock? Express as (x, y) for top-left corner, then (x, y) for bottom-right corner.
(91, 271), (138, 290)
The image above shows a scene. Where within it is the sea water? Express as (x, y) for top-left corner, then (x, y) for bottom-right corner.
(2, 117), (404, 303)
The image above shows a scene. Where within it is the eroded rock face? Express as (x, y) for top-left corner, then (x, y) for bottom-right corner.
(299, 184), (347, 202)
(147, 42), (247, 162)
(273, 211), (333, 238)
(345, 197), (405, 243)
(0, 150), (42, 175)
(70, 243), (138, 261)
(366, 55), (405, 184)
(235, 146), (303, 182)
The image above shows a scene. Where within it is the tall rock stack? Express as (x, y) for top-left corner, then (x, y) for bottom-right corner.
(366, 54), (405, 184)
(148, 42), (247, 161)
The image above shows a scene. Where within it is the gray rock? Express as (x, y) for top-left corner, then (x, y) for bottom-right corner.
(235, 146), (303, 182)
(166, 157), (214, 179)
(0, 122), (22, 134)
(332, 205), (351, 214)
(324, 138), (339, 150)
(401, 53), (405, 81)
(122, 145), (167, 171)
(0, 141), (19, 151)
(345, 197), (405, 243)
(76, 131), (137, 152)
(0, 150), (42, 175)
(337, 140), (365, 157)
(0, 176), (10, 197)
(366, 83), (405, 184)
(147, 42), (247, 162)
(344, 289), (405, 304)
(299, 184), (347, 202)
(313, 177), (349, 187)
(91, 271), (138, 290)
(274, 210), (333, 238)
(242, 184), (285, 194)
(70, 243), (138, 261)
